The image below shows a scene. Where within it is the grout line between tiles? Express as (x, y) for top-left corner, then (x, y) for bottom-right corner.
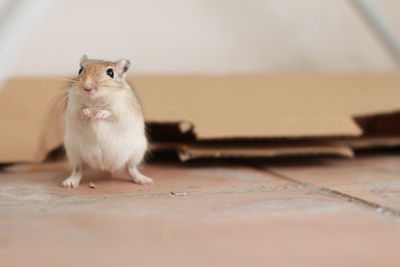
(250, 164), (400, 218)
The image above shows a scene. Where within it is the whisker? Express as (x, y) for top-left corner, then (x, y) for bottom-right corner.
(46, 93), (68, 129)
(45, 88), (69, 106)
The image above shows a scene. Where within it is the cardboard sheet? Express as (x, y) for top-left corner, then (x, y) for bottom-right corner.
(0, 77), (65, 162)
(1, 74), (400, 163)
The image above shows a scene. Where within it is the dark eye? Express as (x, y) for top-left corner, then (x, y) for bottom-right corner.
(78, 66), (83, 75)
(106, 68), (114, 78)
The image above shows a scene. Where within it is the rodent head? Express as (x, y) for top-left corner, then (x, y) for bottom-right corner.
(71, 55), (131, 98)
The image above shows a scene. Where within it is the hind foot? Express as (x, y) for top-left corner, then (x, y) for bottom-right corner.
(62, 176), (81, 189)
(62, 167), (83, 189)
(127, 166), (153, 185)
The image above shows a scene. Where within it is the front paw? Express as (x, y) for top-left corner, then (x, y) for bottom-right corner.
(94, 110), (111, 120)
(81, 108), (94, 119)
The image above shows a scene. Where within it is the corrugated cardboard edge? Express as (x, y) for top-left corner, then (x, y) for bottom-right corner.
(149, 120), (362, 141)
(151, 141), (354, 162)
(147, 120), (194, 134)
(342, 136), (400, 150)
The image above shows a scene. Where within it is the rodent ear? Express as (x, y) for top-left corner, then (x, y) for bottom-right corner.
(116, 59), (131, 77)
(80, 55), (88, 67)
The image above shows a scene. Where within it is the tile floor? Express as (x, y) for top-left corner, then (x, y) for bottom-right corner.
(1, 153), (400, 267)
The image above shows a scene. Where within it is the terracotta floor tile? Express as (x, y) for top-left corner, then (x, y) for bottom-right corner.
(1, 158), (400, 267)
(1, 187), (400, 267)
(333, 181), (400, 210)
(0, 162), (293, 206)
(267, 153), (400, 210)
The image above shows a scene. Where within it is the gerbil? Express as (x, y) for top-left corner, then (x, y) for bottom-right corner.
(62, 55), (153, 188)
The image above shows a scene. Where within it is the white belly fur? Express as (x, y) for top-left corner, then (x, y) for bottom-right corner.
(65, 116), (146, 172)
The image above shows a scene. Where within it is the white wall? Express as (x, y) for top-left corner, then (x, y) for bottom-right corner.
(4, 0), (400, 75)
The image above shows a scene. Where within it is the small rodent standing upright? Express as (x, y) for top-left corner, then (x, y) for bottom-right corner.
(62, 55), (153, 188)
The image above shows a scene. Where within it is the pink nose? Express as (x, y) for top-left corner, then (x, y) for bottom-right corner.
(83, 86), (93, 92)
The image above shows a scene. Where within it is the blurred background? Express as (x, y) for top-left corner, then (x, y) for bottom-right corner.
(1, 0), (400, 78)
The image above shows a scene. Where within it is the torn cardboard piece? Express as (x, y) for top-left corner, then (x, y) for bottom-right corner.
(1, 74), (400, 163)
(341, 111), (400, 150)
(134, 74), (400, 139)
(343, 136), (400, 150)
